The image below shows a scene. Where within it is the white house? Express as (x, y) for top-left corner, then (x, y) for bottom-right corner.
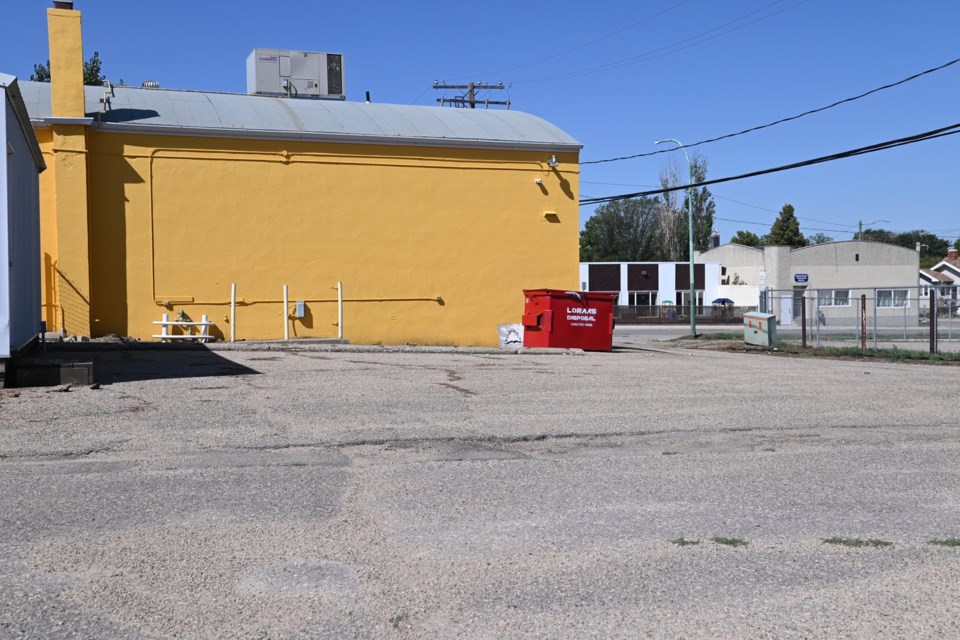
(919, 248), (960, 310)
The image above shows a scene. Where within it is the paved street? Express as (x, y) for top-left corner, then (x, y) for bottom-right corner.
(1, 343), (959, 638)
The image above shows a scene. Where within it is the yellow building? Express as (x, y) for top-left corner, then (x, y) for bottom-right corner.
(23, 6), (581, 346)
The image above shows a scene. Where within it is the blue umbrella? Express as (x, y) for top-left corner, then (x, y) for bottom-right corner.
(712, 298), (735, 305)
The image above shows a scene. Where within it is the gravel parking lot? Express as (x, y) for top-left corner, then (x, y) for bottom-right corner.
(1, 341), (959, 638)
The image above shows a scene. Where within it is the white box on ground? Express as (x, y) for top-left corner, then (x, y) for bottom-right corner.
(743, 312), (777, 347)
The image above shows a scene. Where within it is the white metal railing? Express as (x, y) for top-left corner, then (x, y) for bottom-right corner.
(152, 313), (215, 343)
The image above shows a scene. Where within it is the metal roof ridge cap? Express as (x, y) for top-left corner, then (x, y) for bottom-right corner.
(92, 121), (584, 151)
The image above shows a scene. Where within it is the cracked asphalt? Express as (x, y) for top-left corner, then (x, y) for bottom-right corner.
(1, 340), (959, 638)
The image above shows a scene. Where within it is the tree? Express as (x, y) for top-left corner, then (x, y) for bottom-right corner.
(654, 152), (716, 259)
(730, 230), (763, 246)
(684, 153), (716, 253)
(765, 204), (807, 247)
(807, 232), (834, 245)
(954, 237), (960, 252)
(655, 160), (685, 262)
(30, 61), (50, 82)
(579, 196), (660, 262)
(891, 230), (949, 269)
(859, 228), (896, 243)
(30, 51), (106, 85)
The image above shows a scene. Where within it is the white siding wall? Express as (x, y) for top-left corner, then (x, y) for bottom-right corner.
(1, 86), (42, 357)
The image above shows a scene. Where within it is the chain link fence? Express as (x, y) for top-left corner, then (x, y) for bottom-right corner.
(614, 304), (750, 325)
(762, 285), (959, 352)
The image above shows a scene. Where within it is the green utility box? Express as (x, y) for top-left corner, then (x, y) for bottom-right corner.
(743, 312), (777, 347)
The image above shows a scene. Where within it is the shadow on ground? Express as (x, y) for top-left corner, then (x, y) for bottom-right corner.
(41, 345), (259, 384)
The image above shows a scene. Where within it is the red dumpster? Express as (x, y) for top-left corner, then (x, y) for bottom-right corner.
(522, 289), (618, 351)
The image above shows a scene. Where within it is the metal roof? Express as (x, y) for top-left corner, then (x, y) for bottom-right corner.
(0, 74), (46, 171)
(19, 82), (581, 152)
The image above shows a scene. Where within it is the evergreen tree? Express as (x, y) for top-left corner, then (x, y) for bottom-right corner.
(765, 204), (807, 247)
(730, 230), (763, 246)
(30, 51), (106, 85)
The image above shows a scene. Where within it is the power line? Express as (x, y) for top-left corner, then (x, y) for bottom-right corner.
(715, 216), (851, 235)
(582, 180), (858, 229)
(514, 0), (807, 84)
(582, 54), (960, 165)
(582, 182), (959, 240)
(453, 0), (694, 81)
(579, 121), (960, 206)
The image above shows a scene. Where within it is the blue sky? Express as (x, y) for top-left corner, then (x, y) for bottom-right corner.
(3, 0), (959, 246)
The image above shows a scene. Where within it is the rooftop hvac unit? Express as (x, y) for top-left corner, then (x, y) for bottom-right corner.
(246, 49), (345, 100)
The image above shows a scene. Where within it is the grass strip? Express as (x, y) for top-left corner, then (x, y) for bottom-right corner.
(823, 537), (893, 548)
(929, 538), (960, 547)
(710, 537), (748, 547)
(670, 538), (701, 546)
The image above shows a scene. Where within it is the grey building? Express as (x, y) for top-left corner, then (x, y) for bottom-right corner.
(699, 241), (920, 325)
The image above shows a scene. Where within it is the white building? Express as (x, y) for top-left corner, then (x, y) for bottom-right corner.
(579, 261), (723, 309)
(1, 73), (45, 361)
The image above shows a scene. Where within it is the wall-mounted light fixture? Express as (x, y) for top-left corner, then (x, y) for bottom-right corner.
(547, 154), (559, 169)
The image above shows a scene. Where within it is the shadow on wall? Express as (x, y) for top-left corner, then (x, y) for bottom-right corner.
(45, 344), (259, 384)
(89, 155), (146, 337)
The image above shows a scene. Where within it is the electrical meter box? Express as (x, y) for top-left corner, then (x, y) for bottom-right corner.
(743, 312), (777, 347)
(247, 49), (345, 100)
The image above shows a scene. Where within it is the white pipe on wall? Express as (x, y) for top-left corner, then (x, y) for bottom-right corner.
(230, 282), (237, 342)
(283, 284), (289, 341)
(337, 281), (343, 340)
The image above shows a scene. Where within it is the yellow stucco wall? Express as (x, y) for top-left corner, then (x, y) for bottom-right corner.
(51, 124), (92, 337)
(36, 129), (59, 330)
(55, 131), (579, 346)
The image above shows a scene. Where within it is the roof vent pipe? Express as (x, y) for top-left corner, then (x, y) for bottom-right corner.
(365, 91), (371, 103)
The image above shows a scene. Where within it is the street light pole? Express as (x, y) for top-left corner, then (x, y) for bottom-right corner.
(655, 138), (697, 338)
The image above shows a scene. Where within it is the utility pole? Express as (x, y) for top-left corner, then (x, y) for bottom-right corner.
(857, 218), (889, 241)
(432, 81), (510, 109)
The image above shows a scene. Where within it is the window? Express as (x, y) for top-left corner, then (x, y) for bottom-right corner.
(877, 289), (909, 308)
(628, 291), (658, 306)
(818, 289), (850, 307)
(675, 291), (704, 307)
